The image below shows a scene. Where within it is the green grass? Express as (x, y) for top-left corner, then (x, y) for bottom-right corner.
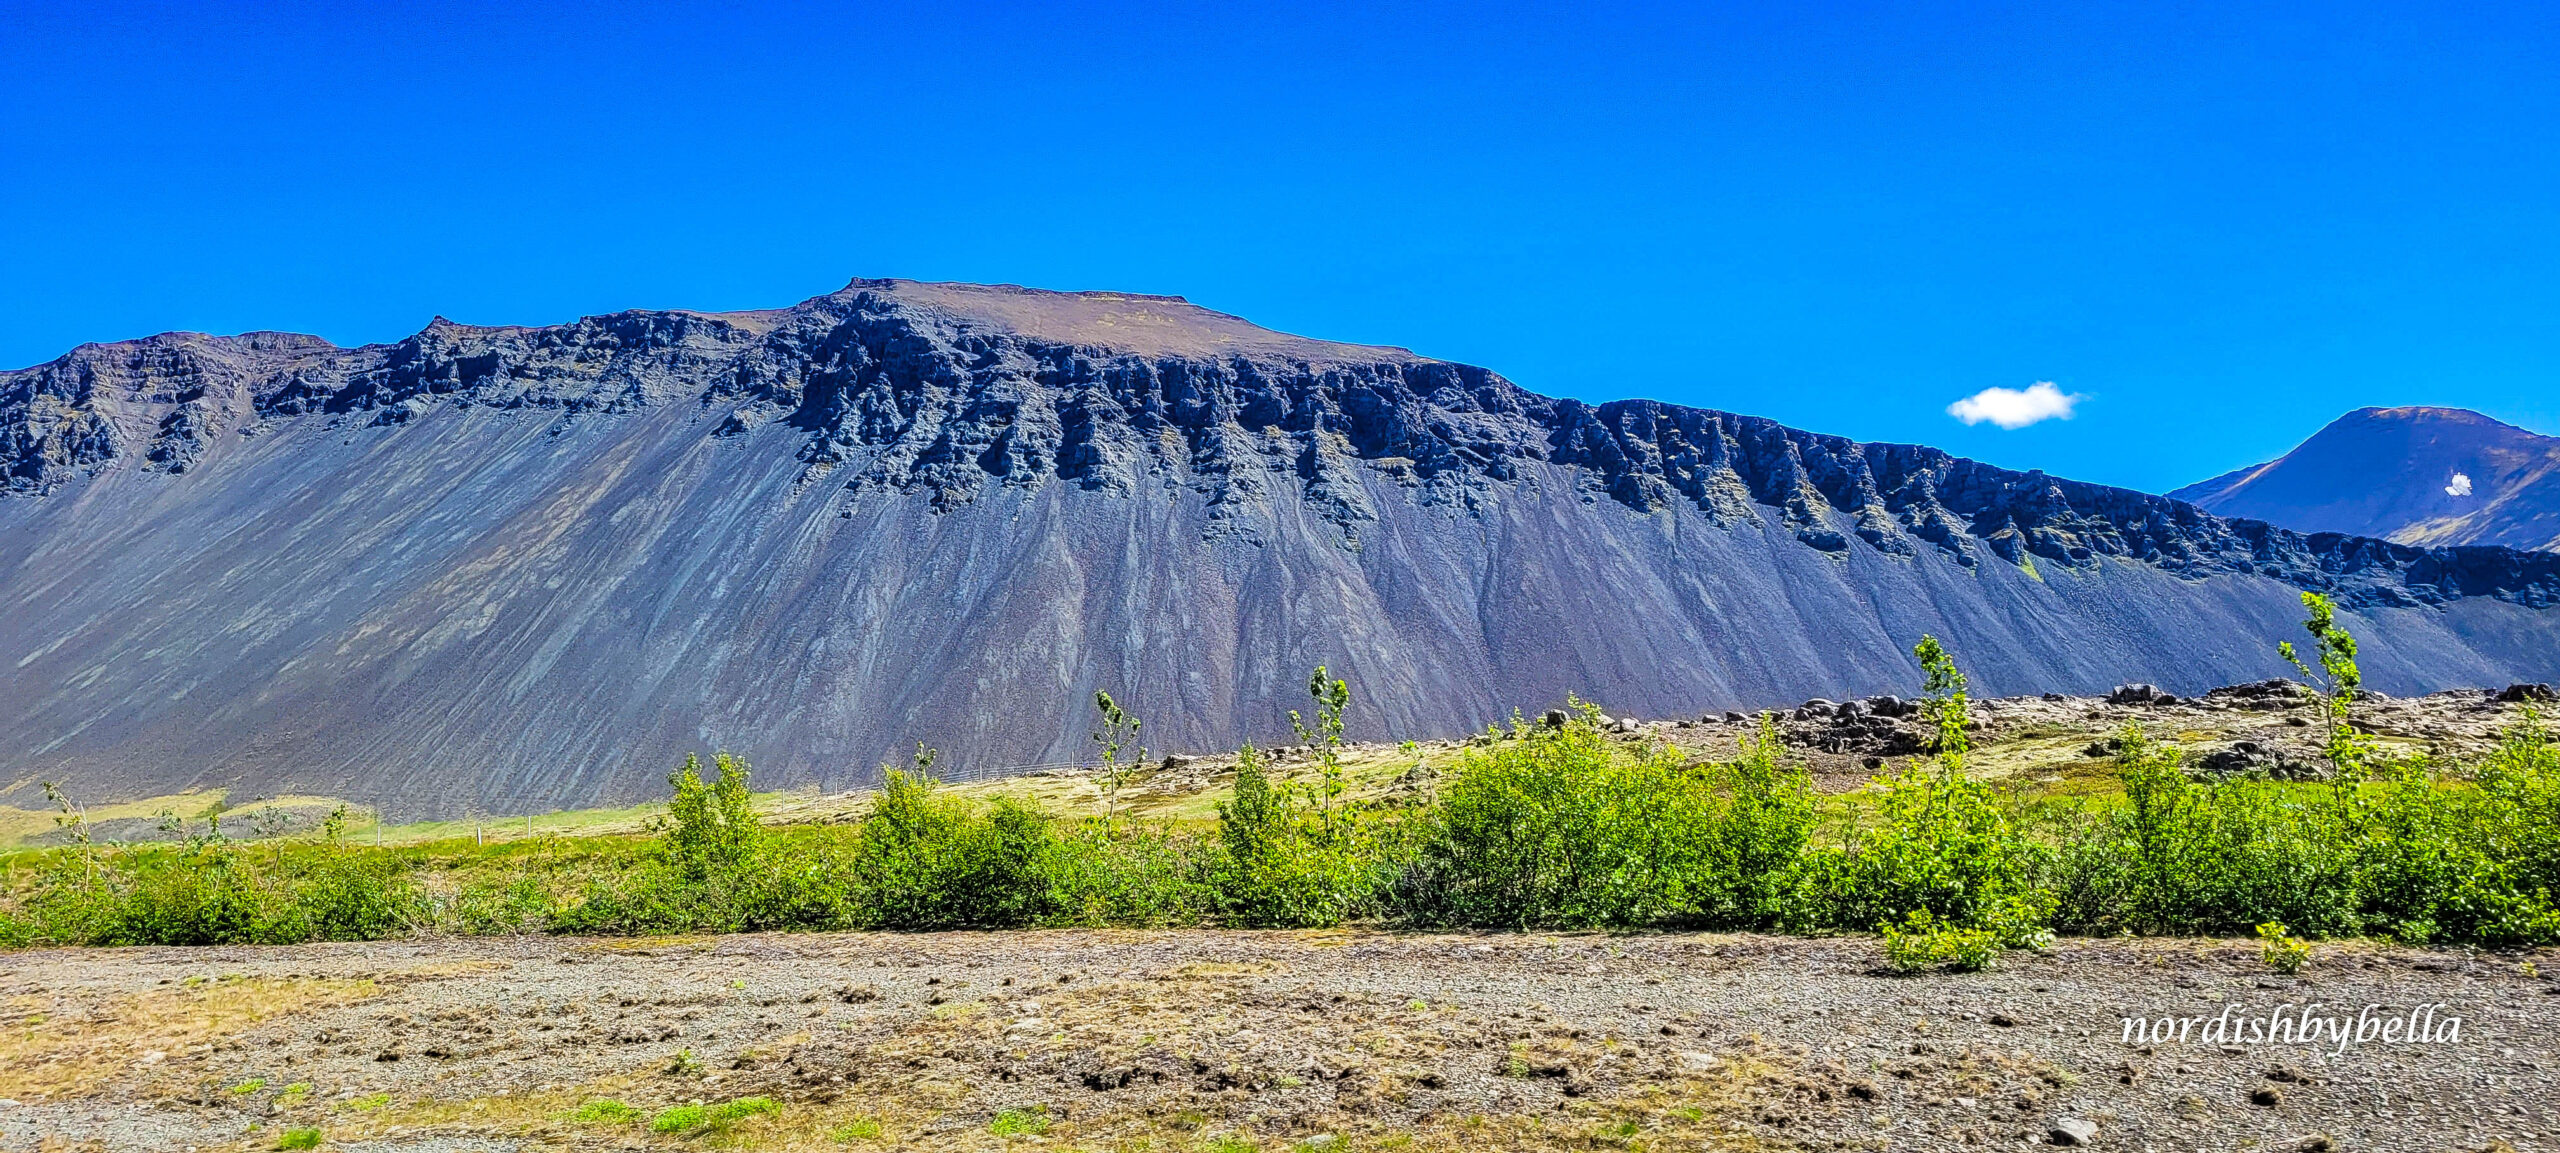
(649, 1104), (708, 1134)
(989, 1106), (1051, 1136)
(568, 1098), (639, 1124)
(275, 1128), (322, 1151)
(650, 1096), (781, 1134)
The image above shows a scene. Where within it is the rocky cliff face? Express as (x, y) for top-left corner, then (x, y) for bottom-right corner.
(7, 280), (2558, 816)
(2174, 406), (2560, 554)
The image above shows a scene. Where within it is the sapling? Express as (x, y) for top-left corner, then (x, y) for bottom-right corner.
(1913, 634), (1971, 773)
(2281, 591), (2377, 783)
(1091, 690), (1146, 827)
(1290, 666), (1353, 839)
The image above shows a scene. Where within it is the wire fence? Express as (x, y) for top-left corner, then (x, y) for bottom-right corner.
(925, 758), (1094, 785)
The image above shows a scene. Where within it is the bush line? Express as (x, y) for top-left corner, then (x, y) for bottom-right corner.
(10, 594), (2560, 959)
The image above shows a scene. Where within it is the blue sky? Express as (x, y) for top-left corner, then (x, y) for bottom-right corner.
(4, 1), (2554, 493)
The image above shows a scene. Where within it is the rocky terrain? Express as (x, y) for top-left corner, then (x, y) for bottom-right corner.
(1656, 678), (2560, 788)
(2177, 406), (2560, 553)
(6, 680), (2557, 1149)
(3, 929), (2551, 1152)
(6, 280), (2560, 818)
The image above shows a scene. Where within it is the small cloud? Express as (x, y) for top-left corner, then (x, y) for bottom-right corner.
(2447, 471), (2473, 497)
(1946, 381), (2086, 430)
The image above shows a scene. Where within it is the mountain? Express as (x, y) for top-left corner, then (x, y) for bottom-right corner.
(7, 280), (2559, 817)
(2173, 407), (2560, 553)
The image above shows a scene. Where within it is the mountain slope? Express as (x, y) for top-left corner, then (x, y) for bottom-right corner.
(6, 281), (2558, 817)
(2173, 407), (2560, 552)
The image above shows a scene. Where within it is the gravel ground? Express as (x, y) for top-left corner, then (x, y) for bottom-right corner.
(1, 931), (2552, 1152)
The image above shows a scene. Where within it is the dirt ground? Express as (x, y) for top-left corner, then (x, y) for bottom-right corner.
(0, 930), (2550, 1152)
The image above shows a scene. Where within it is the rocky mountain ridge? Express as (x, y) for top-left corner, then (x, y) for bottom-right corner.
(4, 279), (2557, 816)
(10, 280), (2555, 612)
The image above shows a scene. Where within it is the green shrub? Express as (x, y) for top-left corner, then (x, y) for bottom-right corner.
(665, 752), (760, 881)
(1195, 667), (1397, 928)
(446, 873), (556, 935)
(1798, 638), (2055, 952)
(549, 751), (861, 935)
(2256, 921), (2311, 973)
(5, 798), (428, 948)
(16, 614), (2560, 955)
(2036, 608), (2560, 946)
(1880, 909), (2001, 972)
(1403, 706), (1810, 929)
(275, 1128), (323, 1151)
(1210, 744), (1387, 928)
(548, 823), (853, 935)
(1408, 708), (1686, 928)
(853, 769), (1062, 929)
(1043, 821), (1214, 927)
(1712, 717), (1821, 921)
(2063, 722), (2360, 937)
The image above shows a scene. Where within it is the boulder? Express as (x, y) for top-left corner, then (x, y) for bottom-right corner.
(2049, 1117), (2099, 1146)
(2108, 683), (2164, 706)
(2208, 679), (2308, 709)
(2498, 683), (2559, 704)
(2197, 741), (2324, 780)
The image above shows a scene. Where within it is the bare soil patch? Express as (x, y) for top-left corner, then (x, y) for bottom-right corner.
(1, 931), (2551, 1151)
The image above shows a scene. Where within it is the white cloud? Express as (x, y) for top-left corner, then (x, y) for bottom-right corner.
(1946, 381), (2087, 430)
(2447, 472), (2473, 497)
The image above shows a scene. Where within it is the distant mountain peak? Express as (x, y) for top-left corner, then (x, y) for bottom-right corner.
(2172, 406), (2560, 553)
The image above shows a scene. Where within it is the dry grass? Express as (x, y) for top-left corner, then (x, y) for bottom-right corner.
(0, 974), (382, 1099)
(623, 956), (1788, 1152)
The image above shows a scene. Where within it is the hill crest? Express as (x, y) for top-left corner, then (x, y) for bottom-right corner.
(2172, 405), (2560, 553)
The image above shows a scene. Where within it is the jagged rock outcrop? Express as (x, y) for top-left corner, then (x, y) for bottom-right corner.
(5, 279), (2558, 816)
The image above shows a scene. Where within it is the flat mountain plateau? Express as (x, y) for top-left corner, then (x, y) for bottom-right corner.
(8, 279), (2560, 819)
(3, 929), (2548, 1153)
